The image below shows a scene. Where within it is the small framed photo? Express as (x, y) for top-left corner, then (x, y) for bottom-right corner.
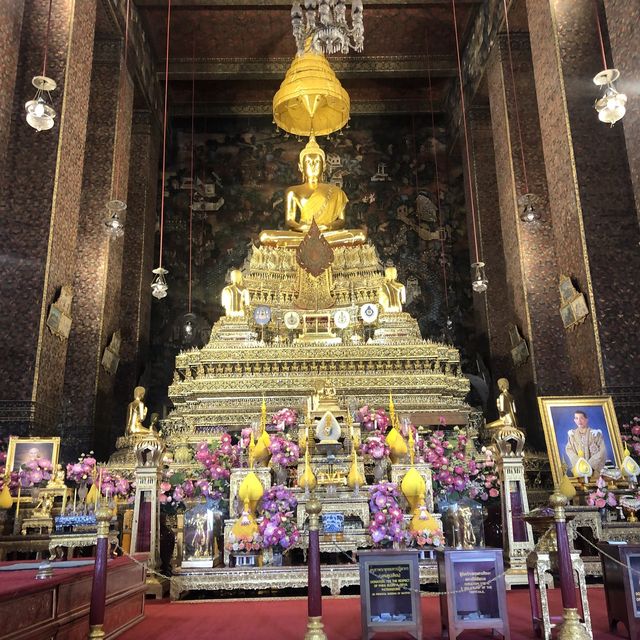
(559, 276), (575, 304)
(6, 437), (60, 474)
(538, 396), (623, 486)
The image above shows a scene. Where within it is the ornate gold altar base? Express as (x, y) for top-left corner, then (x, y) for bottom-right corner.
(170, 560), (438, 600)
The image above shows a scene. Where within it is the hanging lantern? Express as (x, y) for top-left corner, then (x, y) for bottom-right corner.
(104, 199), (126, 238)
(25, 76), (57, 132)
(151, 267), (169, 299)
(518, 193), (540, 224)
(593, 69), (627, 126)
(471, 262), (488, 293)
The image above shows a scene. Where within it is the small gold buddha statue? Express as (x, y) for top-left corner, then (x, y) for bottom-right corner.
(259, 136), (366, 248)
(46, 464), (66, 489)
(221, 269), (250, 318)
(379, 266), (406, 313)
(486, 378), (519, 431)
(125, 386), (155, 436)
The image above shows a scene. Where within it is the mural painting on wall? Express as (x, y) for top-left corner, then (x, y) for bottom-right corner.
(147, 114), (472, 405)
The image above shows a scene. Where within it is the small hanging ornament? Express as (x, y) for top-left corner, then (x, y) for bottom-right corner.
(151, 267), (169, 299)
(471, 262), (488, 293)
(104, 200), (126, 238)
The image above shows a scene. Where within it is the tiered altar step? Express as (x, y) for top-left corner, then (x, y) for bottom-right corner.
(170, 560), (438, 601)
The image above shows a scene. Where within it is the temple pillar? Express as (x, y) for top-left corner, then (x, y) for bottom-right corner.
(526, 0), (640, 410)
(486, 33), (571, 440)
(603, 1), (640, 223)
(0, 0), (25, 170)
(63, 38), (134, 457)
(0, 0), (97, 437)
(113, 109), (161, 449)
(464, 107), (516, 411)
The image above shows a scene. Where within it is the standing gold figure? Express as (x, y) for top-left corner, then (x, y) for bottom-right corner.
(259, 136), (366, 248)
(221, 269), (251, 318)
(126, 386), (154, 436)
(487, 378), (519, 431)
(379, 266), (406, 313)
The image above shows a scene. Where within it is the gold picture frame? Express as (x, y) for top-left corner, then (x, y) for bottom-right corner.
(6, 436), (60, 475)
(538, 396), (623, 487)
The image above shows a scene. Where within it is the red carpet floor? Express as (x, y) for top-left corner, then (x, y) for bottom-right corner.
(119, 587), (623, 639)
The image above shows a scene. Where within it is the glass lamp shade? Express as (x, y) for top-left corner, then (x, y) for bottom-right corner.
(518, 193), (540, 223)
(151, 267), (169, 299)
(104, 200), (126, 238)
(25, 76), (57, 132)
(593, 69), (627, 126)
(471, 262), (488, 293)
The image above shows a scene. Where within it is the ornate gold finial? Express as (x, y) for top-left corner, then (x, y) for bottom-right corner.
(408, 426), (415, 466)
(249, 430), (256, 470)
(261, 395), (267, 433)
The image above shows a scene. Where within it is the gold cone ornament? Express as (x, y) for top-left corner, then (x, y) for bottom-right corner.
(0, 483), (12, 509)
(273, 47), (350, 137)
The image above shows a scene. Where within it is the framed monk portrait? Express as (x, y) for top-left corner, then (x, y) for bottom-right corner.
(538, 396), (624, 486)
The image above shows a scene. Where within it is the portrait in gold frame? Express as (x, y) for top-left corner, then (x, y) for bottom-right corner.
(538, 396), (623, 486)
(6, 436), (60, 475)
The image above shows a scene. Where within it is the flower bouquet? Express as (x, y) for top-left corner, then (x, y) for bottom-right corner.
(357, 406), (390, 433)
(97, 469), (133, 501)
(268, 436), (300, 467)
(65, 453), (97, 486)
(258, 485), (300, 553)
(360, 434), (390, 461)
(18, 457), (53, 488)
(270, 408), (298, 431)
(621, 416), (640, 462)
(586, 476), (617, 510)
(368, 482), (406, 546)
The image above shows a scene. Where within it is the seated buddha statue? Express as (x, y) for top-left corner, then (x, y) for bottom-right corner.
(259, 136), (366, 248)
(379, 266), (406, 313)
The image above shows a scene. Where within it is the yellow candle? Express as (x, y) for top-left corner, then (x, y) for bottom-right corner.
(15, 482), (21, 519)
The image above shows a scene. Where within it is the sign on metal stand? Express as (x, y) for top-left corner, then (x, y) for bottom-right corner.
(358, 549), (422, 640)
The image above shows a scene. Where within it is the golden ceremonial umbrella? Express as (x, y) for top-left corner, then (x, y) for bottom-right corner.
(273, 47), (350, 136)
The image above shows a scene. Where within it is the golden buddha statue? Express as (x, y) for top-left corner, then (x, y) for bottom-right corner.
(46, 464), (66, 489)
(221, 269), (250, 318)
(259, 136), (366, 248)
(379, 266), (406, 313)
(125, 386), (155, 436)
(486, 378), (519, 431)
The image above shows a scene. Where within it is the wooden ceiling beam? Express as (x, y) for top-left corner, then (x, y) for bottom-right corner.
(135, 0), (481, 6)
(160, 55), (457, 80)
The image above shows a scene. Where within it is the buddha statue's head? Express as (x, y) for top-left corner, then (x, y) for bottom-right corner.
(497, 377), (509, 391)
(384, 266), (398, 281)
(133, 386), (145, 401)
(298, 136), (326, 180)
(229, 269), (243, 285)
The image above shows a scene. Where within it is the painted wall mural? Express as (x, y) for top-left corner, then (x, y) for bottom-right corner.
(146, 114), (473, 411)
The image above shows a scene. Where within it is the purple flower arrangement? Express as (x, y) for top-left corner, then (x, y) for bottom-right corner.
(621, 416), (640, 461)
(270, 408), (298, 431)
(258, 485), (300, 551)
(18, 457), (53, 488)
(268, 436), (300, 467)
(368, 482), (406, 546)
(97, 469), (133, 499)
(357, 406), (390, 433)
(586, 476), (617, 509)
(360, 434), (391, 461)
(161, 436), (235, 507)
(66, 453), (97, 485)
(423, 427), (500, 502)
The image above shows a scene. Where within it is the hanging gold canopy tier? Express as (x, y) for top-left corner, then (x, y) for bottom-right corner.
(273, 49), (350, 136)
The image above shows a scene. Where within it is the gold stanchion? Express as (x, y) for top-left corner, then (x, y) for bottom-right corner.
(304, 494), (327, 640)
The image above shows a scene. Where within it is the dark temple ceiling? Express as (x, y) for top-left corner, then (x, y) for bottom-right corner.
(131, 0), (482, 115)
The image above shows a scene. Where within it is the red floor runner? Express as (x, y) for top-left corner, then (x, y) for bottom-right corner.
(119, 586), (622, 639)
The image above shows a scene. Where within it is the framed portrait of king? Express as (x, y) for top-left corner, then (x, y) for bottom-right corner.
(538, 396), (624, 486)
(6, 437), (60, 474)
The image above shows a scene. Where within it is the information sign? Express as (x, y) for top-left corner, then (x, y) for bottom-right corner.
(358, 550), (421, 640)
